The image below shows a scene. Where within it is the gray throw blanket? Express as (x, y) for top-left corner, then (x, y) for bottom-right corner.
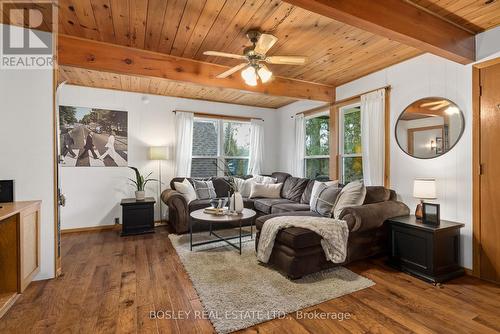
(257, 216), (349, 264)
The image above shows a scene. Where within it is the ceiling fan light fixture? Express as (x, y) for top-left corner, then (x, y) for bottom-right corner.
(445, 106), (459, 115)
(242, 66), (258, 86)
(258, 66), (272, 83)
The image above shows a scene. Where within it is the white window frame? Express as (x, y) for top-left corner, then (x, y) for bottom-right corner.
(339, 102), (362, 183)
(192, 117), (250, 177)
(304, 110), (330, 179)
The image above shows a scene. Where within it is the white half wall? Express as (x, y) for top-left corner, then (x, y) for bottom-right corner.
(0, 25), (55, 280)
(335, 41), (500, 269)
(59, 85), (280, 230)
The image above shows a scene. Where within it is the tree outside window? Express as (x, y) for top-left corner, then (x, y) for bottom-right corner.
(340, 104), (363, 183)
(191, 119), (250, 178)
(305, 114), (330, 180)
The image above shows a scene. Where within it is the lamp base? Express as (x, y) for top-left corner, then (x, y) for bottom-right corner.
(415, 201), (424, 220)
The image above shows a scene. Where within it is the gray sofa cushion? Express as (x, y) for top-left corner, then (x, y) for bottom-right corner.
(256, 211), (323, 249)
(188, 199), (212, 212)
(211, 177), (231, 198)
(243, 198), (255, 210)
(281, 176), (310, 202)
(300, 179), (315, 204)
(310, 184), (341, 217)
(254, 198), (295, 214)
(271, 203), (310, 214)
(271, 172), (291, 184)
(363, 186), (392, 204)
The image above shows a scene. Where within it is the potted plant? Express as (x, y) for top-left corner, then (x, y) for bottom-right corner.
(128, 167), (157, 201)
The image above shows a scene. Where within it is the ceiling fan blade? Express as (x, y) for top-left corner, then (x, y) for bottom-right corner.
(254, 33), (278, 55)
(203, 51), (246, 60)
(429, 102), (450, 110)
(265, 55), (308, 65)
(420, 100), (447, 107)
(216, 63), (248, 78)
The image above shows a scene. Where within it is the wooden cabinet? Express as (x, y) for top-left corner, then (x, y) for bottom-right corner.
(19, 204), (40, 291)
(120, 198), (155, 236)
(0, 201), (41, 318)
(386, 215), (465, 283)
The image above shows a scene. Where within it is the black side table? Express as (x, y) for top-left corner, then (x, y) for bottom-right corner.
(120, 197), (155, 236)
(386, 215), (465, 283)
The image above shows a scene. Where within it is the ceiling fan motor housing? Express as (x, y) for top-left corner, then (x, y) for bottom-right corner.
(246, 30), (261, 44)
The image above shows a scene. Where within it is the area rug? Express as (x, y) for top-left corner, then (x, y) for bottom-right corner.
(168, 229), (374, 334)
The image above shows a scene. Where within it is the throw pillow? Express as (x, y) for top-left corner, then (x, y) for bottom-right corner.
(332, 180), (366, 219)
(252, 175), (277, 184)
(173, 178), (197, 203)
(192, 180), (217, 200)
(310, 182), (341, 217)
(310, 180), (339, 203)
(234, 177), (254, 197)
(249, 183), (283, 199)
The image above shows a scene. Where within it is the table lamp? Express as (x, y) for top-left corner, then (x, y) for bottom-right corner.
(149, 146), (168, 223)
(413, 178), (436, 220)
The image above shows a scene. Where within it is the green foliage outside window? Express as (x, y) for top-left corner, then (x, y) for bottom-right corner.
(305, 115), (329, 156)
(342, 108), (363, 183)
(343, 110), (362, 154)
(343, 157), (363, 183)
(305, 115), (330, 180)
(224, 122), (250, 156)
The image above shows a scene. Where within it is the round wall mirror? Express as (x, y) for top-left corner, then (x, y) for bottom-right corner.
(395, 97), (465, 159)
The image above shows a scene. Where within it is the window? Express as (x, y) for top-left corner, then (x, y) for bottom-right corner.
(191, 119), (219, 178)
(304, 113), (330, 180)
(339, 103), (363, 183)
(191, 118), (251, 178)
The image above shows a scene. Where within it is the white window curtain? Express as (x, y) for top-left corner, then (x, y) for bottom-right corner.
(361, 89), (386, 186)
(292, 113), (305, 177)
(174, 111), (194, 177)
(248, 119), (264, 175)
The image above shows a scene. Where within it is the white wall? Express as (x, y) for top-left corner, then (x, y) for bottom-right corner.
(476, 26), (500, 60)
(59, 85), (280, 230)
(0, 25), (55, 280)
(335, 44), (500, 269)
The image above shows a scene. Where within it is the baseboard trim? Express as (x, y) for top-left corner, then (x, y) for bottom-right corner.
(464, 268), (474, 276)
(61, 224), (118, 234)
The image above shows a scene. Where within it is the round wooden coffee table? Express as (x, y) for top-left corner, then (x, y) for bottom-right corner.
(189, 208), (256, 254)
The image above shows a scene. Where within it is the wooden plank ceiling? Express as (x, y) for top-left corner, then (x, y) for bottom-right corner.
(58, 65), (296, 108)
(52, 0), (499, 107)
(408, 0), (500, 33)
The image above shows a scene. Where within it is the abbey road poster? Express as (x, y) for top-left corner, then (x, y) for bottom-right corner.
(59, 106), (128, 167)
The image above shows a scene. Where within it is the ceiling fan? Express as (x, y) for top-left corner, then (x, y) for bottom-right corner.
(203, 30), (308, 86)
(420, 99), (459, 115)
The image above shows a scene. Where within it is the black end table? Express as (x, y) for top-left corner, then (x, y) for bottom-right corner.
(386, 215), (465, 283)
(120, 197), (156, 236)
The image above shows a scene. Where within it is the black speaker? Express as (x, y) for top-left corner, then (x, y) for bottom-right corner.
(0, 180), (14, 203)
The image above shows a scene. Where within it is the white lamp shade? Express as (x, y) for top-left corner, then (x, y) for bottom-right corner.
(149, 146), (168, 160)
(413, 178), (436, 199)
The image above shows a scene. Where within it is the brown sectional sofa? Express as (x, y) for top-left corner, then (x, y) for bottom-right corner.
(161, 172), (410, 278)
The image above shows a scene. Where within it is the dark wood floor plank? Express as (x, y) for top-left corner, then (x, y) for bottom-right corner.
(1, 228), (500, 334)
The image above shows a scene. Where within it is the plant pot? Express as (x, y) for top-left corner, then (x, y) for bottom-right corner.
(230, 192), (244, 213)
(135, 191), (145, 201)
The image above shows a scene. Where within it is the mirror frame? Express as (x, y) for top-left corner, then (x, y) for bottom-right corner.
(395, 97), (465, 160)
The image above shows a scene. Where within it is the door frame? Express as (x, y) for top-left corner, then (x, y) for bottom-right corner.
(472, 57), (500, 277)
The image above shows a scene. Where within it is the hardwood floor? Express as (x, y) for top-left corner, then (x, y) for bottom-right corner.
(1, 228), (499, 334)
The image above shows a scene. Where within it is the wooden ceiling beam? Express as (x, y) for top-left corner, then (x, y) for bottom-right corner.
(283, 0), (475, 64)
(57, 34), (335, 102)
